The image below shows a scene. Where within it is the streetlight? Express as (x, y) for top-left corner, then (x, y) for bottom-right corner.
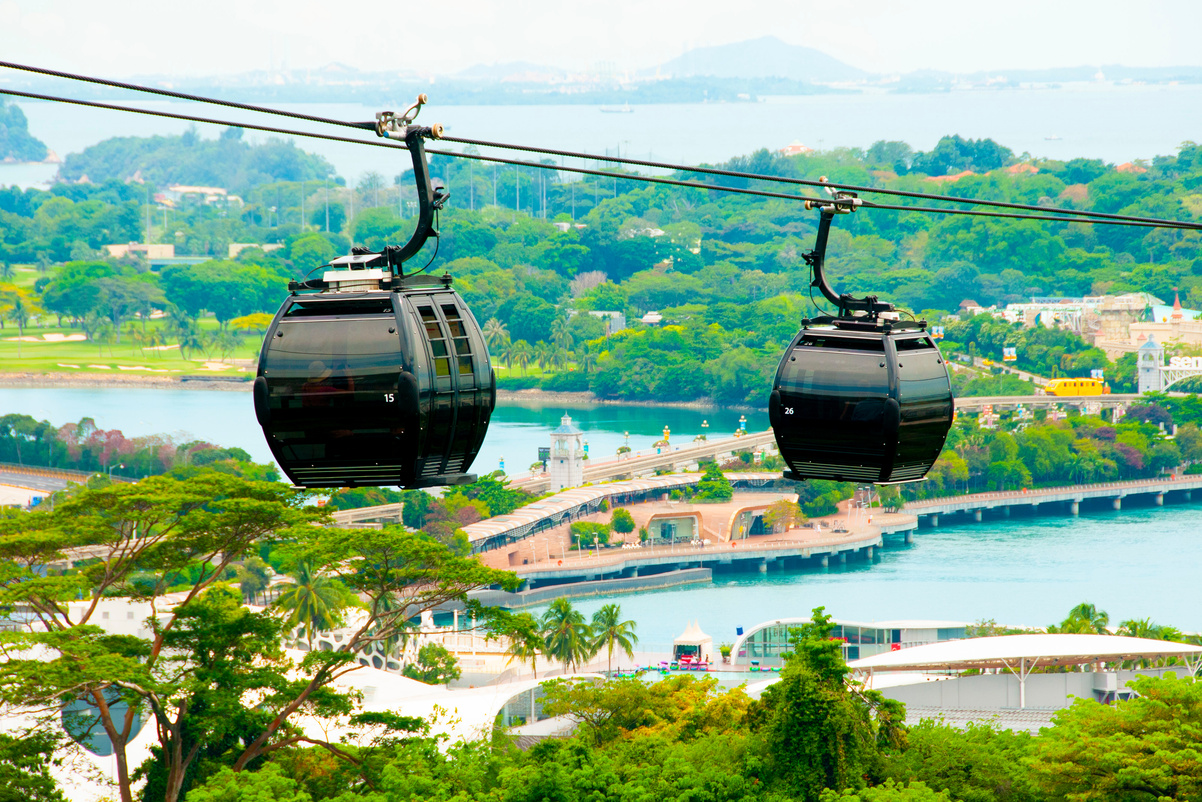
(108, 463), (124, 478)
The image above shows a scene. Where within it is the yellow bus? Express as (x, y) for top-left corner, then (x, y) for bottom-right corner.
(1044, 378), (1110, 396)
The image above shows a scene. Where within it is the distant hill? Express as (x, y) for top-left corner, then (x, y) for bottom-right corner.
(57, 127), (334, 190)
(659, 36), (868, 83)
(0, 99), (49, 162)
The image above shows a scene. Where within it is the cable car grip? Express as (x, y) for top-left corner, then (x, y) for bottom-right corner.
(371, 103), (446, 275)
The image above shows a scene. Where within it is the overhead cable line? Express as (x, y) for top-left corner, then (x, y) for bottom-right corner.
(0, 59), (366, 131)
(1, 85), (1199, 231)
(430, 147), (1199, 230)
(439, 134), (1198, 229)
(0, 88), (402, 153)
(2, 60), (1195, 230)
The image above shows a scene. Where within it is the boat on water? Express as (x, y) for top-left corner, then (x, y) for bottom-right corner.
(600, 103), (634, 114)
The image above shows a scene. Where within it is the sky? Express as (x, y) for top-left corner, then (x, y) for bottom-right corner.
(1, 0), (1200, 79)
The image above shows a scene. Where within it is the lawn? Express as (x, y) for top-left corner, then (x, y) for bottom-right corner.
(0, 317), (262, 377)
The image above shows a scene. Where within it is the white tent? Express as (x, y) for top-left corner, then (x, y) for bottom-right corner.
(673, 619), (714, 663)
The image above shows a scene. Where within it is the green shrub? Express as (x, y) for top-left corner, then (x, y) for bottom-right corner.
(541, 371), (590, 392)
(611, 508), (636, 533)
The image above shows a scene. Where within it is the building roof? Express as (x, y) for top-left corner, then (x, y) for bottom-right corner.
(460, 472), (777, 545)
(551, 414), (583, 435)
(848, 634), (1202, 673)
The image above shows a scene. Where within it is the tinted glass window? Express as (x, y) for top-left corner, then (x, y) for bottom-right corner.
(897, 351), (950, 403)
(781, 348), (889, 396)
(263, 317), (403, 463)
(894, 337), (936, 352)
(777, 347), (890, 452)
(283, 298), (394, 317)
(801, 335), (885, 352)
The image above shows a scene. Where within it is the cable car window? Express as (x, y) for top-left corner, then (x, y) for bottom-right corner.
(283, 298), (394, 317)
(419, 305), (454, 379)
(264, 317), (400, 463)
(898, 351), (950, 403)
(801, 335), (885, 352)
(781, 348), (888, 395)
(894, 337), (936, 352)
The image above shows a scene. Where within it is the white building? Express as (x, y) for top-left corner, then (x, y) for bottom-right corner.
(548, 414), (585, 491)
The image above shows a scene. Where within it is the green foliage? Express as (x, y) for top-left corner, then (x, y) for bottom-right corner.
(695, 462), (734, 501)
(1030, 673), (1202, 800)
(590, 603), (638, 674)
(911, 135), (1014, 176)
(273, 561), (360, 644)
(0, 99), (48, 162)
(0, 472), (516, 802)
(326, 486), (404, 511)
(754, 607), (905, 801)
(186, 762), (312, 802)
(541, 598), (596, 671)
(569, 520), (611, 546)
(58, 127), (334, 191)
(884, 719), (1036, 802)
(610, 507), (636, 533)
(402, 642), (462, 685)
(0, 730), (66, 802)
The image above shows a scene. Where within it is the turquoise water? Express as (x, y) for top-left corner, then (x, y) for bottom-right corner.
(547, 502), (1202, 649)
(3, 386), (1198, 641)
(5, 85), (1202, 190)
(0, 386), (764, 475)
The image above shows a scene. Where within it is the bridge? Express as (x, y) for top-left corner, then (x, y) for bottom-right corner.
(508, 430), (777, 494)
(952, 393), (1139, 412)
(328, 502), (404, 527)
(906, 474), (1202, 525)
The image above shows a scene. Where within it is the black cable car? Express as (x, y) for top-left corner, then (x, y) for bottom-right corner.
(254, 102), (495, 488)
(769, 189), (953, 483)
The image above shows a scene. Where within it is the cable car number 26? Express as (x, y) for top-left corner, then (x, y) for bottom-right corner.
(784, 407), (794, 415)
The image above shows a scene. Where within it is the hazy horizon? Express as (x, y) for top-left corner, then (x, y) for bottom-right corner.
(1, 0), (1200, 81)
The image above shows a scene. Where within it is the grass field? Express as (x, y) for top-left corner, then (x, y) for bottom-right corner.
(0, 317), (260, 377)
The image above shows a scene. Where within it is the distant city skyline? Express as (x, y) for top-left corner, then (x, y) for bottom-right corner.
(0, 0), (1199, 80)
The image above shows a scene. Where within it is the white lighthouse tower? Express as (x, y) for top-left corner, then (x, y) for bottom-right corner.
(549, 414), (585, 491)
(1137, 335), (1164, 394)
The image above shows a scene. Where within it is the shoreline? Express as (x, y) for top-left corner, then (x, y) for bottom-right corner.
(496, 388), (761, 411)
(0, 373), (763, 409)
(0, 372), (252, 391)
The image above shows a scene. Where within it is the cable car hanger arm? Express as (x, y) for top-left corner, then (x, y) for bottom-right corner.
(378, 110), (448, 273)
(801, 182), (895, 320)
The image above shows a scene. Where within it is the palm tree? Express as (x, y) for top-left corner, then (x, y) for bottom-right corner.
(551, 316), (573, 352)
(4, 295), (30, 358)
(591, 604), (638, 675)
(512, 339), (533, 376)
(483, 317), (509, 349)
(273, 562), (358, 646)
(534, 340), (556, 371)
(506, 632), (543, 679)
(1054, 602), (1109, 634)
(498, 338), (518, 372)
(576, 344), (596, 374)
(541, 598), (594, 672)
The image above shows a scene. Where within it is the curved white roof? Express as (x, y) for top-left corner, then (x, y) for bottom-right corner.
(849, 634), (1202, 672)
